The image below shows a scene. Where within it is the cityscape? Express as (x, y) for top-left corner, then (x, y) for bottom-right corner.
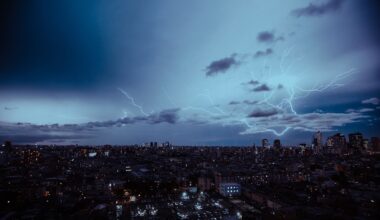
(1, 0), (380, 219)
(1, 132), (379, 219)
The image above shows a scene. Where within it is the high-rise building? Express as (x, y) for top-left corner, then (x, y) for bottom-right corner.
(219, 183), (241, 197)
(332, 133), (346, 147)
(370, 137), (380, 152)
(262, 139), (269, 148)
(363, 139), (369, 150)
(326, 137), (333, 147)
(348, 133), (363, 150)
(328, 133), (347, 154)
(312, 131), (323, 153)
(149, 142), (158, 147)
(273, 139), (281, 149)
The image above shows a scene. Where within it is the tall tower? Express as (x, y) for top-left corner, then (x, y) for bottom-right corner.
(348, 133), (363, 150)
(273, 139), (281, 149)
(330, 133), (347, 154)
(312, 131), (323, 154)
(262, 139), (269, 148)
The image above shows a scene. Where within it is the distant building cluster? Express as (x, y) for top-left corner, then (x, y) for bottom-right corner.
(0, 133), (379, 219)
(259, 131), (380, 156)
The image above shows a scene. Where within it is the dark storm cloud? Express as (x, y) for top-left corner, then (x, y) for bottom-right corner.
(243, 100), (258, 105)
(0, 108), (181, 143)
(4, 106), (18, 110)
(304, 114), (322, 120)
(205, 54), (239, 76)
(248, 108), (278, 118)
(252, 84), (271, 92)
(242, 80), (268, 93)
(8, 122), (89, 133)
(257, 32), (284, 43)
(229, 101), (240, 105)
(0, 1), (107, 90)
(346, 106), (377, 114)
(254, 48), (273, 58)
(292, 0), (345, 17)
(0, 121), (92, 143)
(0, 134), (89, 144)
(257, 31), (275, 42)
(359, 108), (375, 113)
(0, 108), (180, 133)
(282, 115), (302, 123)
(362, 97), (380, 105)
(242, 80), (260, 85)
(148, 108), (180, 124)
(86, 108), (180, 128)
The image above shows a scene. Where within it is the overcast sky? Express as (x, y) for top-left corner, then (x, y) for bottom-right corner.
(1, 0), (379, 145)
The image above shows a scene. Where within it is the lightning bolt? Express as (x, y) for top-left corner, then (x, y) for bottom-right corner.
(118, 88), (150, 116)
(240, 46), (357, 136)
(117, 46), (357, 138)
(295, 68), (357, 94)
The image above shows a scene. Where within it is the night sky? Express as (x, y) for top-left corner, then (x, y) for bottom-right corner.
(1, 0), (379, 145)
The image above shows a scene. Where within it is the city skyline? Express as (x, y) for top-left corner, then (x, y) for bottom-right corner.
(1, 0), (380, 145)
(3, 131), (376, 148)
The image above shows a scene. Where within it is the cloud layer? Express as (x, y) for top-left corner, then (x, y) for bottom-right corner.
(292, 0), (345, 17)
(257, 31), (284, 43)
(205, 54), (239, 76)
(254, 48), (273, 58)
(0, 108), (181, 143)
(362, 97), (380, 105)
(252, 84), (271, 92)
(257, 31), (275, 42)
(248, 108), (278, 118)
(240, 112), (367, 135)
